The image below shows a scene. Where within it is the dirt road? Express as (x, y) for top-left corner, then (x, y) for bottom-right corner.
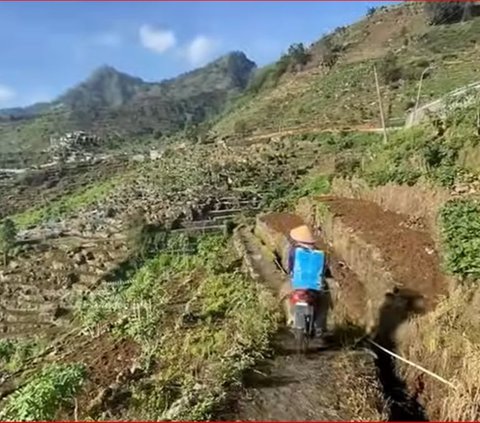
(228, 227), (386, 421)
(228, 331), (384, 421)
(235, 124), (402, 146)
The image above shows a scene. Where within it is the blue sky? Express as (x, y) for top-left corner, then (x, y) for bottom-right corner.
(0, 1), (394, 108)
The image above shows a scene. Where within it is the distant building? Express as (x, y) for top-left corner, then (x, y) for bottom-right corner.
(49, 131), (101, 162)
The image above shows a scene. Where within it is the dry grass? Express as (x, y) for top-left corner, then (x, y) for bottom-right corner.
(331, 351), (389, 421)
(396, 284), (480, 421)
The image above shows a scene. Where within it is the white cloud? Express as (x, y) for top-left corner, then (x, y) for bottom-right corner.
(184, 35), (218, 66)
(93, 32), (122, 47)
(139, 24), (176, 54)
(0, 85), (16, 105)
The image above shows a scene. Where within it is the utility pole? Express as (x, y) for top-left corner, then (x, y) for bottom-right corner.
(413, 65), (432, 125)
(373, 65), (388, 144)
(462, 2), (472, 22)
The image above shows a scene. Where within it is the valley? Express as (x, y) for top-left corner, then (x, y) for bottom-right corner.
(1, 1), (480, 421)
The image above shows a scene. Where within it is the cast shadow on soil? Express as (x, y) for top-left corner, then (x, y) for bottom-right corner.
(372, 288), (428, 422)
(274, 287), (429, 421)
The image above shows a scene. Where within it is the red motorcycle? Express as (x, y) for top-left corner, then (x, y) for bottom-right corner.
(289, 289), (318, 353)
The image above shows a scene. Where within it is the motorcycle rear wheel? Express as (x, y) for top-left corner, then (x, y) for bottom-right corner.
(294, 328), (309, 354)
(294, 314), (315, 354)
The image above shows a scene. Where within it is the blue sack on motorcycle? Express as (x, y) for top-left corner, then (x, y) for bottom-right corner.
(292, 247), (325, 291)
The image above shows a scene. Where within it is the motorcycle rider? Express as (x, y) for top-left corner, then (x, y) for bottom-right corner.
(287, 224), (330, 337)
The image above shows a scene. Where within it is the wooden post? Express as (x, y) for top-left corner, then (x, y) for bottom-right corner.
(373, 65), (388, 144)
(462, 2), (472, 22)
(413, 66), (431, 125)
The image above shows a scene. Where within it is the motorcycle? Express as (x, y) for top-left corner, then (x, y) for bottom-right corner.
(289, 288), (317, 353)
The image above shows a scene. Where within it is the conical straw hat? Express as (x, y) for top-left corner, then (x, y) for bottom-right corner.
(289, 225), (315, 244)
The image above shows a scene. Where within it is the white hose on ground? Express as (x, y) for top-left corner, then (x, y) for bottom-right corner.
(367, 339), (457, 389)
(271, 253), (455, 389)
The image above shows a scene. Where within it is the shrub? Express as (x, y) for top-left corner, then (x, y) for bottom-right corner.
(365, 167), (422, 187)
(0, 218), (17, 266)
(367, 6), (377, 17)
(424, 2), (467, 25)
(287, 43), (310, 67)
(0, 364), (86, 421)
(0, 339), (46, 372)
(316, 37), (339, 69)
(440, 199), (480, 279)
(233, 119), (249, 137)
(430, 165), (458, 188)
(335, 156), (362, 178)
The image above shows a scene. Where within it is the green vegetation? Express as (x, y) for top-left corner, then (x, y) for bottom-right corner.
(214, 13), (480, 138)
(0, 339), (46, 372)
(287, 43), (310, 67)
(366, 6), (377, 17)
(0, 364), (86, 421)
(12, 179), (117, 228)
(355, 99), (480, 188)
(75, 234), (279, 420)
(266, 173), (332, 211)
(244, 42), (312, 98)
(440, 199), (480, 279)
(0, 218), (17, 265)
(125, 214), (169, 260)
(424, 2), (470, 26)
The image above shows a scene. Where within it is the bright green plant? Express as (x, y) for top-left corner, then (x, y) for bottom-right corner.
(13, 179), (117, 229)
(77, 233), (278, 421)
(440, 199), (480, 279)
(0, 218), (17, 266)
(0, 339), (46, 372)
(0, 363), (86, 421)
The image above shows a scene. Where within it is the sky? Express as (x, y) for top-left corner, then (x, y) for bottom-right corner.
(0, 1), (395, 108)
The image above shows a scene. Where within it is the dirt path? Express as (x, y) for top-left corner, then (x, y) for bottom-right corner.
(227, 227), (386, 421)
(233, 124), (402, 146)
(228, 334), (384, 421)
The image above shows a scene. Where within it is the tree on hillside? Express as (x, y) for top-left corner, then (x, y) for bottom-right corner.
(316, 37), (339, 69)
(0, 219), (17, 266)
(287, 43), (310, 67)
(234, 119), (249, 137)
(367, 6), (377, 17)
(424, 2), (468, 25)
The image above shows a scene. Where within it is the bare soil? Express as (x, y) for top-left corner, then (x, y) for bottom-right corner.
(260, 212), (305, 237)
(227, 332), (383, 421)
(62, 335), (140, 417)
(321, 197), (448, 309)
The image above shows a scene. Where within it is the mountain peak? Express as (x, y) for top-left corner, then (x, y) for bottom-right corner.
(87, 65), (144, 84)
(169, 50), (256, 93)
(211, 51), (256, 68)
(0, 50), (257, 139)
(59, 65), (147, 110)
